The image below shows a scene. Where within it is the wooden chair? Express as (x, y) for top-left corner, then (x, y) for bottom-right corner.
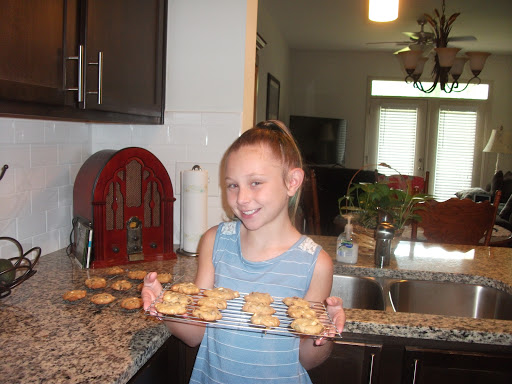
(298, 168), (321, 235)
(411, 190), (502, 246)
(377, 171), (430, 194)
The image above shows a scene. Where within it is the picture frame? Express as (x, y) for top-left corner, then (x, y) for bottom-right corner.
(266, 73), (280, 120)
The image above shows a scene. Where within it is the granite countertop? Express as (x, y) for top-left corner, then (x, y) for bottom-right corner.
(1, 237), (511, 383)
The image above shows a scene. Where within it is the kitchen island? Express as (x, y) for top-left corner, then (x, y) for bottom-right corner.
(1, 237), (511, 383)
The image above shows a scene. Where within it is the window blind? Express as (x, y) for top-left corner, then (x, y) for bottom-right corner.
(377, 107), (417, 176)
(434, 109), (477, 201)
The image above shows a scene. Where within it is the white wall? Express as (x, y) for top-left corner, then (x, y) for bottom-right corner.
(0, 0), (256, 257)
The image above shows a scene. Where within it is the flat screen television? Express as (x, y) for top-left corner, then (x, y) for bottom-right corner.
(289, 115), (346, 166)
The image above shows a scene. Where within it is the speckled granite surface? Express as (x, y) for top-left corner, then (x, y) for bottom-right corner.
(1, 238), (511, 383)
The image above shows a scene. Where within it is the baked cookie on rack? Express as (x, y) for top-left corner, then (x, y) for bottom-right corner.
(242, 302), (276, 315)
(90, 293), (116, 305)
(244, 292), (273, 305)
(282, 296), (310, 308)
(170, 282), (200, 295)
(162, 291), (193, 306)
(127, 270), (147, 280)
(155, 301), (187, 315)
(287, 305), (317, 319)
(197, 297), (228, 310)
(157, 273), (172, 284)
(192, 307), (222, 321)
(250, 313), (280, 328)
(120, 297), (143, 310)
(85, 277), (107, 289)
(111, 279), (132, 291)
(63, 289), (87, 302)
(105, 266), (124, 276)
(203, 287), (239, 300)
(290, 318), (324, 335)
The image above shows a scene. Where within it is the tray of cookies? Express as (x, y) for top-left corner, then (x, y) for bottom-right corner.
(145, 282), (341, 339)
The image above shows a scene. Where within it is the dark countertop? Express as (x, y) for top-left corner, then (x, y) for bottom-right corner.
(1, 237), (511, 383)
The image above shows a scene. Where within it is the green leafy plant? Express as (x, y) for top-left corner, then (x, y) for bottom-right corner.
(338, 182), (431, 230)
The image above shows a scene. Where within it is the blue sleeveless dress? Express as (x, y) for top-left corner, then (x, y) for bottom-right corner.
(189, 220), (321, 384)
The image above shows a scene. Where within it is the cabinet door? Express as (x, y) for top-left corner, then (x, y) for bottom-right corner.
(403, 347), (512, 384)
(83, 0), (165, 120)
(308, 342), (382, 384)
(0, 0), (79, 106)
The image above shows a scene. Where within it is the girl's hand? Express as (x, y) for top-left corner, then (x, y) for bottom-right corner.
(314, 296), (345, 346)
(141, 272), (163, 313)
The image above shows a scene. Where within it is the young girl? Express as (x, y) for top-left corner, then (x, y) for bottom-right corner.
(142, 120), (345, 383)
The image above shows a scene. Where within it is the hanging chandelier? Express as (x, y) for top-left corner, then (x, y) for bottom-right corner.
(397, 1), (490, 94)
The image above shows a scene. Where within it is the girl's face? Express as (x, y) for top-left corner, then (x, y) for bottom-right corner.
(225, 143), (300, 231)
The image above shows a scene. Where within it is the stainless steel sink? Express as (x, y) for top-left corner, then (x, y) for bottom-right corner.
(331, 275), (385, 310)
(388, 279), (512, 321)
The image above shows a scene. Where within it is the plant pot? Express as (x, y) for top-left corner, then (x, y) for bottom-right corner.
(351, 224), (403, 255)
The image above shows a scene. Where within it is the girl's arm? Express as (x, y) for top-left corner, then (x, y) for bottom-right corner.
(141, 226), (218, 347)
(299, 249), (345, 370)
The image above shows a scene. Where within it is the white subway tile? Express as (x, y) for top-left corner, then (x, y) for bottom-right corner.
(59, 143), (83, 165)
(92, 124), (133, 145)
(58, 185), (73, 207)
(0, 119), (15, 143)
(31, 144), (58, 167)
(171, 124), (207, 146)
(0, 219), (17, 238)
(32, 229), (60, 256)
(165, 111), (202, 125)
(202, 112), (242, 127)
(0, 144), (30, 169)
(0, 192), (30, 220)
(17, 211), (46, 239)
(46, 165), (70, 188)
(132, 124), (172, 145)
(47, 205), (71, 231)
(32, 188), (59, 213)
(0, 170), (15, 196)
(68, 123), (90, 143)
(69, 163), (82, 185)
(14, 119), (45, 143)
(58, 225), (73, 249)
(44, 121), (69, 143)
(16, 168), (46, 192)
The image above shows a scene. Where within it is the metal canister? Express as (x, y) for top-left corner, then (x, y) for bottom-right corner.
(374, 222), (395, 268)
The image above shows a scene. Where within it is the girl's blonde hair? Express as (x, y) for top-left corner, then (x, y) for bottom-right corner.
(224, 120), (304, 221)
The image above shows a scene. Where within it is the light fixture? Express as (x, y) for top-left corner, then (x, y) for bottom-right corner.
(483, 126), (512, 173)
(369, 0), (399, 22)
(396, 1), (490, 93)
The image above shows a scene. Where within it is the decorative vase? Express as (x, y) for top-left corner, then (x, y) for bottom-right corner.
(351, 224), (403, 255)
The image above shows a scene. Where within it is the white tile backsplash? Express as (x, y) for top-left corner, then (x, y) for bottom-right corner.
(0, 111), (240, 255)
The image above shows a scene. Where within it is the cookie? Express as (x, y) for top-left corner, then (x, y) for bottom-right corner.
(105, 266), (124, 276)
(287, 305), (317, 319)
(170, 282), (200, 295)
(111, 279), (132, 291)
(127, 270), (147, 280)
(242, 302), (276, 315)
(244, 292), (273, 305)
(157, 273), (172, 284)
(197, 297), (228, 310)
(283, 296), (310, 308)
(90, 293), (116, 305)
(203, 287), (239, 300)
(162, 291), (193, 306)
(137, 282), (144, 291)
(85, 277), (107, 289)
(120, 297), (143, 310)
(155, 302), (187, 315)
(63, 290), (87, 302)
(290, 318), (325, 335)
(250, 313), (280, 328)
(192, 307), (222, 321)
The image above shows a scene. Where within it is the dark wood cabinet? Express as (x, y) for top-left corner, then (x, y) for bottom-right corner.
(402, 347), (512, 384)
(0, 0), (166, 124)
(308, 341), (382, 384)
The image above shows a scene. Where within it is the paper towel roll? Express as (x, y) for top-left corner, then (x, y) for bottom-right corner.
(180, 167), (208, 254)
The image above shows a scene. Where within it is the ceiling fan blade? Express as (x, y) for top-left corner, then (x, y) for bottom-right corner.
(403, 32), (420, 40)
(448, 36), (477, 42)
(366, 41), (410, 45)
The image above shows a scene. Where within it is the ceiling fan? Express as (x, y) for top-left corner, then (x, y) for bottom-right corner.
(367, 17), (477, 54)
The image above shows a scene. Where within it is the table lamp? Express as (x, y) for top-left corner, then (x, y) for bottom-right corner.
(483, 126), (512, 173)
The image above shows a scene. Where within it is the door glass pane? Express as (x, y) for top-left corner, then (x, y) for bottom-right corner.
(377, 106), (417, 176)
(434, 109), (477, 201)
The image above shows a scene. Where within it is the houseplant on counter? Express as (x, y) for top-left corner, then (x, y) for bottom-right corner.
(338, 165), (432, 253)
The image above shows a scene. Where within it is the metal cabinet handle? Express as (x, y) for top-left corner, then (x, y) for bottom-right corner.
(65, 45), (84, 102)
(368, 353), (375, 384)
(87, 51), (103, 104)
(412, 358), (419, 384)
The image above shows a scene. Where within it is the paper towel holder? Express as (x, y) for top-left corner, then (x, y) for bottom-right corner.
(177, 165), (207, 257)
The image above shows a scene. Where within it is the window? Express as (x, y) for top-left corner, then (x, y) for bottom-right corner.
(367, 83), (488, 201)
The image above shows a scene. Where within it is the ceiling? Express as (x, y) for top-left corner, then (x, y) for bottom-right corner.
(258, 0), (512, 55)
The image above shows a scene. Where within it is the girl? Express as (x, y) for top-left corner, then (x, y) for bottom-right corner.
(142, 120), (345, 383)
